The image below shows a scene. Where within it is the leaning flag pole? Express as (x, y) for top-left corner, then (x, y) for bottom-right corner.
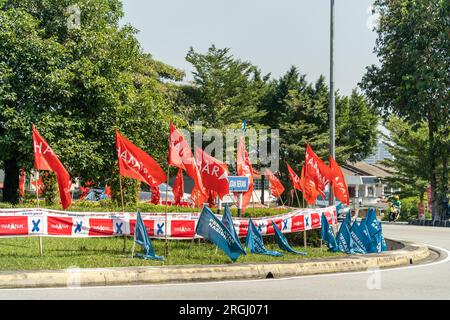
(164, 165), (170, 257)
(118, 174), (127, 252)
(35, 169), (43, 257)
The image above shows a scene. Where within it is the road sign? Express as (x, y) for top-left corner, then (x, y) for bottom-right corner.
(227, 176), (249, 192)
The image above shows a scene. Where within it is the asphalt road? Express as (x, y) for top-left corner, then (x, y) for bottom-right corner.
(1, 224), (449, 300)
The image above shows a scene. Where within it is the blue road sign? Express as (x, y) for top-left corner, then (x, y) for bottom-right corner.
(228, 176), (249, 192)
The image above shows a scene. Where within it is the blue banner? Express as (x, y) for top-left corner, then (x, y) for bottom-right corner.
(245, 219), (283, 256)
(195, 206), (244, 262)
(358, 219), (378, 253)
(321, 213), (338, 252)
(134, 211), (164, 260)
(272, 221), (307, 255)
(221, 205), (246, 254)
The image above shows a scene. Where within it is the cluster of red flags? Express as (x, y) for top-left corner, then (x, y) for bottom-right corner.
(29, 123), (348, 211)
(284, 144), (349, 206)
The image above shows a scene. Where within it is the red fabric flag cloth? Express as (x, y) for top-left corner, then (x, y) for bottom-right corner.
(150, 185), (161, 205)
(32, 178), (43, 195)
(265, 169), (285, 198)
(286, 162), (303, 191)
(32, 125), (72, 209)
(329, 156), (350, 205)
(19, 169), (26, 197)
(305, 144), (331, 198)
(173, 168), (184, 205)
(104, 185), (111, 198)
(116, 130), (166, 187)
(236, 136), (254, 213)
(301, 165), (320, 205)
(168, 123), (207, 206)
(195, 147), (230, 199)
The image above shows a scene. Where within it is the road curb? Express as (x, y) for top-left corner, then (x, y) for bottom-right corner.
(0, 240), (431, 289)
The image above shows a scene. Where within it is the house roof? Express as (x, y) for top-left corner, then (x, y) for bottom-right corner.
(343, 161), (392, 178)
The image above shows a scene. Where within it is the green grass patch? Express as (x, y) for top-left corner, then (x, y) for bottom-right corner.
(0, 236), (343, 271)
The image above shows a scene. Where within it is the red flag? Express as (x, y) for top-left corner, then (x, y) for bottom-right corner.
(191, 185), (209, 207)
(116, 130), (166, 187)
(236, 137), (254, 213)
(32, 125), (72, 209)
(195, 147), (230, 199)
(150, 185), (161, 204)
(19, 169), (26, 197)
(265, 169), (285, 198)
(173, 168), (184, 205)
(32, 178), (43, 195)
(301, 165), (320, 205)
(104, 185), (111, 198)
(168, 123), (206, 206)
(305, 144), (331, 198)
(329, 156), (350, 205)
(286, 163), (303, 191)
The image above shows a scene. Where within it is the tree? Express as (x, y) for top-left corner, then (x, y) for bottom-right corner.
(360, 0), (449, 219)
(381, 116), (430, 199)
(181, 45), (268, 129)
(0, 0), (183, 204)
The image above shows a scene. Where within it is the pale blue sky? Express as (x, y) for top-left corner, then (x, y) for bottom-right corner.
(121, 0), (379, 95)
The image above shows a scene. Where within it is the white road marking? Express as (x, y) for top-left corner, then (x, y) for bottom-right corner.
(2, 244), (449, 292)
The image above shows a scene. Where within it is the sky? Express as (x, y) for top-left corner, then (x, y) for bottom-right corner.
(121, 0), (379, 95)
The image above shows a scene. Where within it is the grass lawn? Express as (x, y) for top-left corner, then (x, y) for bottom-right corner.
(0, 236), (343, 271)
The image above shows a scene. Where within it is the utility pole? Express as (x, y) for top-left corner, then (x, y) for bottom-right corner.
(329, 0), (335, 206)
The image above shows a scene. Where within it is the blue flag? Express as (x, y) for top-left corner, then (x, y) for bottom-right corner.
(272, 221), (307, 255)
(358, 219), (378, 253)
(366, 208), (387, 252)
(336, 220), (356, 254)
(134, 211), (164, 260)
(321, 214), (338, 252)
(245, 219), (283, 256)
(221, 205), (246, 254)
(195, 206), (245, 262)
(349, 221), (368, 254)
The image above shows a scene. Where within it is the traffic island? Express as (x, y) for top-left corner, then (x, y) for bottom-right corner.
(0, 239), (431, 289)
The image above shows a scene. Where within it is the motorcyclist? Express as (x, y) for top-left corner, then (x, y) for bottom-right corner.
(389, 195), (401, 222)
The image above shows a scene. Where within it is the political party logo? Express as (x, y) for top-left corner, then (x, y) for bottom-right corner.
(47, 216), (72, 236)
(28, 215), (46, 235)
(170, 220), (195, 238)
(113, 219), (129, 236)
(0, 216), (28, 236)
(291, 214), (305, 232)
(72, 217), (89, 237)
(311, 213), (321, 229)
(304, 213), (313, 230)
(129, 218), (154, 236)
(88, 219), (114, 236)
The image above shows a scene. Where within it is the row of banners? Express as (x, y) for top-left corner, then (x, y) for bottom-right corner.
(0, 206), (337, 239)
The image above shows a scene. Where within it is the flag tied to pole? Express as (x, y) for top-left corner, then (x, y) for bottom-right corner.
(245, 218), (282, 257)
(265, 169), (285, 198)
(329, 155), (350, 205)
(115, 130), (166, 187)
(321, 213), (338, 252)
(32, 125), (72, 209)
(195, 206), (244, 262)
(236, 137), (254, 213)
(221, 205), (246, 254)
(195, 147), (230, 199)
(134, 211), (164, 260)
(272, 221), (307, 255)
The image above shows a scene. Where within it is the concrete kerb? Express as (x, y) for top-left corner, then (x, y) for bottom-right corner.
(0, 239), (431, 289)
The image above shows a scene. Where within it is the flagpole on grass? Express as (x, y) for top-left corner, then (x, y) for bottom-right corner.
(301, 166), (307, 249)
(164, 166), (170, 257)
(35, 170), (43, 257)
(118, 175), (127, 253)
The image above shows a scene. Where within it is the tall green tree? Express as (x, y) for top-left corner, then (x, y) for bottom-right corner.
(360, 0), (449, 219)
(0, 0), (182, 204)
(181, 45), (268, 129)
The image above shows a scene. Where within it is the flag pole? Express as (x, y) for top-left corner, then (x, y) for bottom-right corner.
(118, 174), (127, 253)
(164, 166), (170, 257)
(35, 170), (43, 257)
(302, 166), (307, 248)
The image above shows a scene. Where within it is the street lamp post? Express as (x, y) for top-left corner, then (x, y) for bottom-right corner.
(329, 0), (335, 206)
